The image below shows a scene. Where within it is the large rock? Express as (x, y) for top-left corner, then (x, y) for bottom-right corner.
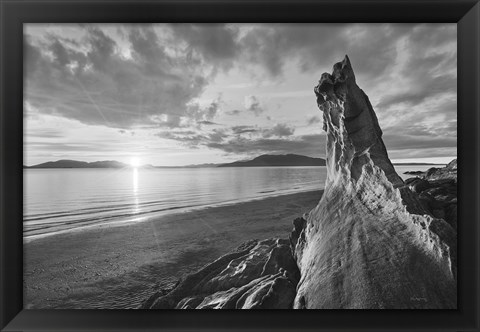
(403, 160), (458, 230)
(424, 159), (457, 181)
(143, 238), (300, 309)
(407, 178), (431, 193)
(416, 166), (458, 230)
(291, 55), (457, 309)
(407, 159), (457, 182)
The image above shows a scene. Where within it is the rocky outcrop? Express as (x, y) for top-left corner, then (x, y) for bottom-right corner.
(405, 160), (458, 230)
(290, 55), (456, 309)
(143, 238), (300, 309)
(424, 159), (457, 181)
(404, 159), (457, 181)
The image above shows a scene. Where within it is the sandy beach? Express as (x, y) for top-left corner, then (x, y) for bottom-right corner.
(24, 190), (323, 309)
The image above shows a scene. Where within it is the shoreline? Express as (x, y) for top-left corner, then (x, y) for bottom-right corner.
(24, 189), (323, 309)
(24, 185), (322, 242)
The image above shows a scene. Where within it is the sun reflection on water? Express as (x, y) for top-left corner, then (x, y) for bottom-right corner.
(132, 168), (139, 214)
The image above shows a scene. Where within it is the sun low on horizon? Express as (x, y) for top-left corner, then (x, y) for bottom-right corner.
(130, 157), (141, 168)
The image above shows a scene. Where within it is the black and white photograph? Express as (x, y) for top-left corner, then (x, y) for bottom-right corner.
(23, 23), (457, 309)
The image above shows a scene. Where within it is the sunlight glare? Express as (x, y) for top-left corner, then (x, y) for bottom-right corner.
(132, 168), (138, 193)
(130, 157), (141, 168)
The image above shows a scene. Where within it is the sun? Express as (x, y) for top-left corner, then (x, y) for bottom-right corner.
(130, 157), (141, 168)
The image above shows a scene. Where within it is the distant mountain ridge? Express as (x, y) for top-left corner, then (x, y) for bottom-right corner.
(218, 154), (326, 167)
(28, 160), (130, 169)
(26, 154), (327, 168)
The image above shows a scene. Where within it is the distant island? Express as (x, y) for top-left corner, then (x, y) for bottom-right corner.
(26, 160), (142, 169)
(218, 154), (326, 167)
(25, 154), (327, 168)
(24, 155), (445, 169)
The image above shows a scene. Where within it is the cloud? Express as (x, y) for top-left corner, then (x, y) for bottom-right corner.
(230, 123), (295, 138)
(157, 123), (319, 157)
(376, 74), (456, 110)
(155, 131), (207, 149)
(208, 128), (229, 143)
(187, 98), (222, 123)
(307, 116), (321, 125)
(226, 109), (242, 116)
(24, 26), (214, 129)
(244, 95), (263, 116)
(384, 134), (456, 151)
(263, 123), (295, 137)
(388, 147), (457, 160)
(206, 134), (325, 157)
(25, 141), (115, 153)
(374, 24), (456, 112)
(87, 27), (117, 71)
(377, 93), (457, 142)
(197, 120), (219, 125)
(231, 125), (259, 134)
(27, 129), (64, 138)
(169, 24), (240, 71)
(238, 24), (417, 79)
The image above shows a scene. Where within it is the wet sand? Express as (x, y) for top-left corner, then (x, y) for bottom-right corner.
(24, 190), (323, 309)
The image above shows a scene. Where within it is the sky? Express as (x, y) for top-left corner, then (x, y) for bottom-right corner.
(24, 23), (457, 166)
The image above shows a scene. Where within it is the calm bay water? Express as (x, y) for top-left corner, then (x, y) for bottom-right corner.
(23, 165), (436, 240)
(23, 166), (326, 240)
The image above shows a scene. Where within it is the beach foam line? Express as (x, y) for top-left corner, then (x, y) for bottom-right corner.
(24, 197), (197, 222)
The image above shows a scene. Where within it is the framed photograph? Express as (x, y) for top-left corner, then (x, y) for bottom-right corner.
(1, 0), (479, 331)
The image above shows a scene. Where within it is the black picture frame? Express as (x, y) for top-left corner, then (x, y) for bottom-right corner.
(1, 0), (479, 331)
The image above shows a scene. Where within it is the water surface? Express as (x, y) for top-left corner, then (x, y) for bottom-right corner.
(24, 167), (326, 239)
(24, 164), (437, 240)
